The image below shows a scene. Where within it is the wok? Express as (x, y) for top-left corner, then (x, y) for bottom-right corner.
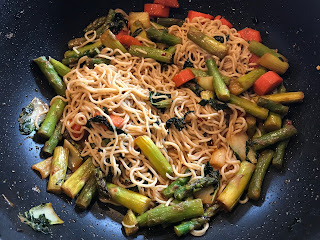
(0, 0), (319, 239)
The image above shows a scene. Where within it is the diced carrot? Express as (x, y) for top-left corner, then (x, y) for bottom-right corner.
(214, 15), (233, 28)
(71, 124), (82, 138)
(187, 10), (213, 22)
(238, 28), (262, 42)
(172, 68), (195, 87)
(109, 115), (125, 128)
(144, 4), (170, 18)
(153, 0), (179, 8)
(253, 71), (283, 95)
(249, 54), (260, 64)
(116, 29), (129, 38)
(116, 35), (142, 47)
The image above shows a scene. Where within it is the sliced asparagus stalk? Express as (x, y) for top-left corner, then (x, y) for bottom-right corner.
(122, 209), (139, 236)
(49, 57), (71, 77)
(129, 45), (173, 63)
(75, 174), (97, 209)
(146, 26), (182, 46)
(256, 97), (289, 115)
(63, 139), (83, 172)
(32, 157), (52, 179)
(42, 121), (63, 155)
(157, 18), (185, 27)
(256, 92), (304, 104)
(272, 139), (290, 169)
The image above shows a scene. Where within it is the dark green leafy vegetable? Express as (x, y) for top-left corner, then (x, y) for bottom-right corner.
(108, 12), (128, 35)
(166, 111), (194, 131)
(198, 98), (230, 111)
(86, 115), (125, 134)
(149, 91), (172, 110)
(131, 28), (143, 37)
(183, 58), (194, 69)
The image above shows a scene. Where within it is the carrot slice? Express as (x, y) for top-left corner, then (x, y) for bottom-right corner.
(172, 68), (195, 87)
(249, 54), (260, 64)
(253, 71), (283, 95)
(214, 15), (233, 28)
(116, 29), (129, 38)
(187, 10), (213, 22)
(93, 112), (124, 128)
(238, 28), (262, 42)
(71, 124), (82, 138)
(153, 0), (179, 8)
(144, 4), (170, 18)
(116, 35), (142, 47)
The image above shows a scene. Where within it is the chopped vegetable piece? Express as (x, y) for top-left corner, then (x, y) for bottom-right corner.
(48, 57), (71, 77)
(210, 148), (227, 169)
(122, 210), (139, 236)
(277, 83), (287, 93)
(256, 97), (289, 115)
(63, 139), (83, 172)
(18, 97), (49, 135)
(217, 161), (255, 211)
(154, 0), (179, 8)
(166, 111), (193, 131)
(149, 91), (172, 110)
(200, 90), (214, 100)
(193, 185), (216, 204)
(85, 57), (111, 68)
(47, 147), (69, 194)
(228, 131), (248, 161)
(248, 150), (274, 200)
(38, 98), (66, 139)
(229, 95), (269, 120)
(75, 174), (97, 209)
(257, 92), (304, 104)
(61, 157), (96, 198)
(238, 28), (262, 42)
(129, 12), (151, 29)
(214, 15), (233, 28)
(116, 35), (142, 47)
(162, 173), (191, 199)
(129, 45), (173, 63)
(272, 139), (289, 169)
(197, 76), (214, 91)
(157, 18), (184, 27)
(84, 16), (108, 33)
(248, 40), (287, 61)
(146, 26), (182, 46)
(18, 203), (63, 234)
(144, 4), (170, 18)
(188, 27), (228, 59)
(189, 68), (209, 77)
(198, 98), (229, 111)
(206, 59), (230, 101)
(107, 12), (128, 35)
(42, 121), (63, 155)
(130, 20), (149, 40)
(246, 115), (257, 138)
(172, 68), (195, 87)
(137, 199), (204, 227)
(100, 30), (128, 53)
(256, 63), (286, 87)
(187, 10), (213, 22)
(86, 113), (125, 135)
(109, 115), (125, 128)
(264, 112), (282, 132)
(249, 54), (260, 64)
(96, 170), (151, 214)
(135, 136), (173, 179)
(34, 56), (67, 96)
(250, 123), (297, 151)
(32, 157), (52, 179)
(64, 41), (103, 59)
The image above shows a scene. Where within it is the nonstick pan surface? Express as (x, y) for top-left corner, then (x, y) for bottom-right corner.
(0, 0), (319, 239)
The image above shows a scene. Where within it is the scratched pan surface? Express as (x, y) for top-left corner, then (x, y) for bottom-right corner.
(0, 0), (319, 239)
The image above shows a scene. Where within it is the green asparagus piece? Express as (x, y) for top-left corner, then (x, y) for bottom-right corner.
(157, 18), (185, 27)
(229, 95), (269, 120)
(272, 139), (289, 169)
(151, 21), (167, 30)
(122, 209), (139, 236)
(257, 97), (289, 115)
(129, 45), (173, 63)
(248, 40), (287, 61)
(75, 174), (97, 209)
(96, 169), (151, 214)
(38, 99), (66, 139)
(84, 16), (108, 32)
(256, 92), (304, 104)
(229, 68), (267, 95)
(96, 9), (115, 36)
(135, 136), (173, 179)
(42, 121), (63, 155)
(100, 29), (127, 53)
(166, 46), (177, 54)
(200, 90), (214, 100)
(250, 123), (297, 151)
(85, 57), (110, 68)
(61, 57), (78, 66)
(248, 150), (274, 200)
(61, 157), (96, 198)
(63, 139), (83, 172)
(64, 41), (103, 58)
(189, 68), (209, 77)
(206, 58), (230, 101)
(187, 27), (228, 59)
(147, 26), (182, 46)
(137, 199), (204, 227)
(246, 115), (257, 139)
(258, 53), (289, 74)
(217, 161), (255, 211)
(49, 57), (71, 77)
(277, 83), (287, 93)
(174, 204), (220, 237)
(162, 173), (191, 199)
(64, 47), (100, 65)
(63, 131), (83, 153)
(264, 112), (282, 132)
(67, 37), (87, 49)
(32, 157), (52, 179)
(47, 147), (69, 194)
(34, 56), (66, 96)
(174, 172), (220, 201)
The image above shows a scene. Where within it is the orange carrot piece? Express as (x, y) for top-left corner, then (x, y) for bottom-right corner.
(144, 4), (170, 18)
(187, 10), (214, 22)
(93, 112), (124, 128)
(253, 71), (283, 95)
(153, 0), (179, 8)
(172, 68), (195, 87)
(238, 28), (262, 42)
(214, 15), (233, 28)
(116, 35), (142, 47)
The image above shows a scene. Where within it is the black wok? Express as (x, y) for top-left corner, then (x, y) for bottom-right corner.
(0, 0), (319, 239)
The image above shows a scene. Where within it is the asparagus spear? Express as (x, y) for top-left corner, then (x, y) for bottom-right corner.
(38, 99), (66, 139)
(258, 53), (289, 74)
(61, 157), (96, 198)
(264, 112), (282, 132)
(187, 27), (228, 59)
(246, 115), (256, 139)
(63, 47), (101, 66)
(157, 18), (185, 27)
(129, 45), (173, 63)
(248, 40), (287, 61)
(229, 95), (269, 120)
(49, 57), (71, 77)
(84, 16), (108, 32)
(122, 209), (139, 236)
(61, 57), (78, 66)
(250, 123), (297, 151)
(146, 26), (182, 46)
(229, 68), (267, 95)
(64, 41), (103, 59)
(96, 169), (151, 214)
(206, 58), (230, 101)
(217, 161), (255, 211)
(135, 136), (173, 179)
(174, 204), (220, 237)
(32, 157), (52, 179)
(63, 139), (83, 172)
(34, 56), (66, 96)
(67, 37), (87, 49)
(75, 174), (97, 209)
(100, 30), (127, 53)
(248, 150), (274, 200)
(256, 97), (289, 115)
(96, 9), (116, 36)
(272, 139), (289, 169)
(256, 92), (304, 104)
(85, 57), (110, 68)
(166, 46), (177, 54)
(162, 173), (191, 199)
(137, 199), (204, 227)
(42, 121), (63, 155)
(47, 147), (69, 194)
